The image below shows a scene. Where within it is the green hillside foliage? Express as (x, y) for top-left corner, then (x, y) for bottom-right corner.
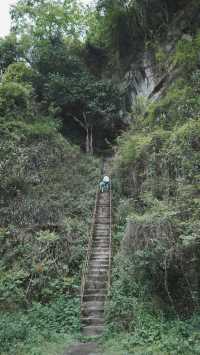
(106, 15), (200, 353)
(0, 1), (107, 352)
(0, 90), (100, 352)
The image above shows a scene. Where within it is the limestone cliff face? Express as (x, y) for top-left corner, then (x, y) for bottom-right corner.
(119, 1), (200, 115)
(122, 52), (156, 107)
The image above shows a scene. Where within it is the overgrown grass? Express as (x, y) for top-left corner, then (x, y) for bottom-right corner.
(1, 334), (74, 355)
(102, 317), (200, 354)
(103, 254), (200, 354)
(0, 296), (80, 355)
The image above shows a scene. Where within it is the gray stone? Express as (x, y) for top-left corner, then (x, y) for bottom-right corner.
(64, 342), (101, 355)
(182, 34), (193, 42)
(165, 44), (173, 53)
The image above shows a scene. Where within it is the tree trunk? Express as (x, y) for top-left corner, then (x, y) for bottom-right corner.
(89, 127), (93, 155)
(72, 114), (93, 154)
(86, 127), (90, 154)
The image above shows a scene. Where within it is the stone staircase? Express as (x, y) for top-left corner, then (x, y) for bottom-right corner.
(81, 174), (112, 336)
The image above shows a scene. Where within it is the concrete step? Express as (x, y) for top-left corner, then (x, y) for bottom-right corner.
(87, 268), (108, 273)
(90, 258), (109, 263)
(94, 233), (109, 237)
(96, 216), (110, 221)
(86, 271), (108, 281)
(84, 288), (107, 295)
(85, 280), (107, 288)
(82, 325), (104, 336)
(93, 240), (109, 244)
(95, 225), (110, 230)
(85, 279), (107, 289)
(92, 246), (109, 250)
(94, 229), (109, 233)
(98, 196), (109, 201)
(93, 236), (109, 240)
(90, 254), (109, 259)
(98, 195), (110, 205)
(91, 251), (109, 256)
(95, 222), (110, 227)
(94, 235), (109, 239)
(92, 250), (109, 254)
(97, 197), (109, 201)
(81, 317), (104, 326)
(91, 249), (109, 253)
(90, 254), (108, 261)
(94, 234), (109, 238)
(89, 257), (109, 262)
(94, 228), (110, 235)
(82, 300), (104, 308)
(88, 266), (108, 272)
(91, 246), (109, 250)
(92, 245), (109, 249)
(89, 261), (109, 267)
(90, 252), (109, 257)
(86, 274), (107, 282)
(96, 214), (110, 218)
(88, 270), (108, 276)
(82, 307), (104, 317)
(96, 213), (110, 218)
(90, 256), (109, 261)
(94, 231), (110, 236)
(97, 205), (110, 210)
(83, 294), (106, 302)
(89, 258), (109, 264)
(88, 268), (108, 273)
(93, 240), (110, 244)
(96, 218), (110, 224)
(96, 205), (110, 209)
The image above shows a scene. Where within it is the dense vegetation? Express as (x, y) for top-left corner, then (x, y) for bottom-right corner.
(0, 0), (200, 354)
(100, 1), (200, 353)
(0, 1), (103, 353)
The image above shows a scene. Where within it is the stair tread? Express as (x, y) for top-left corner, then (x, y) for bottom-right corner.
(91, 253), (109, 255)
(82, 302), (104, 307)
(90, 260), (109, 262)
(87, 276), (107, 278)
(84, 289), (107, 293)
(87, 274), (107, 277)
(90, 257), (109, 260)
(82, 325), (104, 336)
(82, 304), (104, 308)
(92, 246), (109, 248)
(89, 263), (109, 266)
(85, 281), (107, 285)
(84, 293), (106, 296)
(87, 271), (108, 273)
(81, 318), (104, 322)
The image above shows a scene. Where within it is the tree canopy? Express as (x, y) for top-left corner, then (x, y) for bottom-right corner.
(0, 0), (123, 153)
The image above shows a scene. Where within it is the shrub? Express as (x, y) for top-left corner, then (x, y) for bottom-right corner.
(0, 82), (32, 116)
(0, 296), (79, 354)
(174, 32), (200, 71)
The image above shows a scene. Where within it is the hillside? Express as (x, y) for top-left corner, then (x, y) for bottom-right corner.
(98, 0), (200, 353)
(0, 0), (200, 354)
